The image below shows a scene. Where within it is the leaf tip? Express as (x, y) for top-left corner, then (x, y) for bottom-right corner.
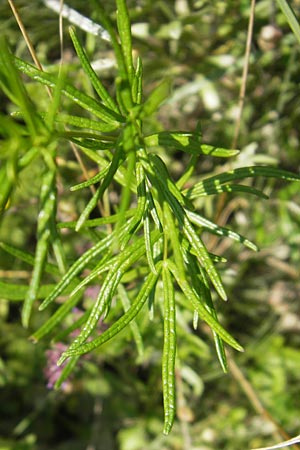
(75, 221), (83, 232)
(163, 423), (173, 435)
(220, 290), (228, 301)
(29, 334), (38, 344)
(57, 354), (68, 366)
(21, 308), (30, 329)
(38, 300), (48, 311)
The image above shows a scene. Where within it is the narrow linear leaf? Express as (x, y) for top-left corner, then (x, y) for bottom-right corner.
(186, 210), (258, 252)
(0, 242), (60, 276)
(0, 281), (70, 301)
(193, 310), (199, 330)
(69, 253), (115, 297)
(75, 186), (102, 232)
(147, 154), (187, 208)
(65, 230), (160, 353)
(54, 355), (80, 390)
(176, 154), (198, 190)
(141, 79), (171, 116)
(146, 184), (162, 230)
(0, 167), (14, 214)
(57, 210), (135, 229)
(31, 290), (84, 342)
(22, 167), (57, 327)
(212, 329), (228, 373)
(200, 144), (240, 158)
(132, 163), (148, 223)
(116, 141), (136, 232)
(0, 37), (42, 137)
(135, 164), (157, 275)
(67, 258), (141, 350)
(115, 77), (134, 115)
(118, 284), (144, 358)
(199, 266), (227, 372)
(70, 166), (109, 191)
(45, 65), (66, 131)
(276, 0), (300, 45)
(62, 137), (114, 151)
(53, 308), (91, 343)
(22, 229), (51, 327)
(145, 132), (239, 157)
(39, 219), (135, 310)
(54, 114), (119, 132)
(168, 261), (243, 352)
(162, 264), (176, 435)
(13, 57), (124, 124)
(132, 56), (143, 104)
(58, 266), (161, 363)
(58, 129), (116, 142)
(185, 166), (300, 198)
(185, 251), (227, 370)
(47, 196), (68, 275)
(180, 236), (227, 263)
(144, 206), (157, 274)
(188, 183), (269, 199)
(76, 144), (124, 230)
(157, 177), (226, 301)
(91, 0), (127, 79)
(163, 202), (186, 281)
(69, 26), (119, 112)
(182, 216), (227, 301)
(116, 0), (134, 83)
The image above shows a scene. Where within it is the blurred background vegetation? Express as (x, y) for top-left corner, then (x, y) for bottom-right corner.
(0, 0), (300, 449)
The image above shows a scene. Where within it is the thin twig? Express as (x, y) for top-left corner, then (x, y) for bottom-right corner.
(228, 356), (300, 450)
(7, 0), (52, 98)
(210, 0), (256, 243)
(232, 0), (256, 149)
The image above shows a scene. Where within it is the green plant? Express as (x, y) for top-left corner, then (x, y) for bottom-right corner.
(1, 0), (300, 436)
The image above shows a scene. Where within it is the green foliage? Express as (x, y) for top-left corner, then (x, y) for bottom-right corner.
(276, 0), (300, 45)
(1, 0), (300, 447)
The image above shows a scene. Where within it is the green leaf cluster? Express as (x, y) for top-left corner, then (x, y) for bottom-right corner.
(1, 0), (300, 435)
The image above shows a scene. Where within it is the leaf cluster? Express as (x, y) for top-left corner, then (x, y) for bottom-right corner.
(1, 0), (300, 436)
